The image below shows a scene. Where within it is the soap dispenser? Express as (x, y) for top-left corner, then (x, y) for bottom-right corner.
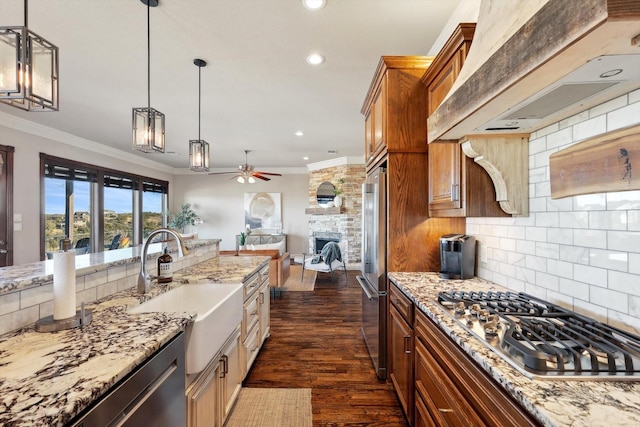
(157, 247), (173, 283)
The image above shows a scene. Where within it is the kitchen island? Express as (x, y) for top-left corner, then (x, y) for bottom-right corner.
(0, 254), (269, 426)
(389, 272), (640, 427)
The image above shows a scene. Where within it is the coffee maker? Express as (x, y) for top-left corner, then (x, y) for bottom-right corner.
(439, 234), (476, 279)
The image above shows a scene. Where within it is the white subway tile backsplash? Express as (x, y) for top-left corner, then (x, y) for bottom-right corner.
(607, 230), (640, 253)
(559, 278), (589, 302)
(525, 226), (547, 242)
(630, 254), (640, 275)
(0, 306), (39, 336)
(516, 239), (536, 256)
(107, 265), (127, 282)
(609, 270), (640, 296)
(574, 265), (608, 287)
(545, 127), (573, 150)
(559, 211), (588, 229)
(84, 270), (108, 289)
(589, 248), (628, 272)
(535, 212), (559, 228)
(608, 310), (640, 336)
(559, 245), (589, 265)
(573, 229), (607, 249)
(629, 211), (640, 231)
(499, 238), (516, 252)
(589, 211), (627, 230)
(525, 254), (547, 272)
(529, 197), (547, 213)
(529, 137), (546, 155)
(590, 285), (628, 313)
(607, 100), (640, 131)
(0, 292), (20, 316)
(547, 259), (573, 279)
(574, 194), (606, 211)
(559, 110), (589, 129)
(533, 122), (559, 138)
(535, 271), (559, 291)
(515, 266), (535, 284)
(535, 242), (559, 259)
(606, 191), (640, 210)
(532, 150), (551, 169)
(573, 298), (608, 324)
(21, 284), (53, 308)
(573, 115), (607, 141)
(589, 94), (627, 118)
(547, 227), (573, 245)
(546, 196), (573, 212)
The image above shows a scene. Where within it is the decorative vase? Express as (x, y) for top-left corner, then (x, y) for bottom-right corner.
(239, 245), (247, 251)
(334, 195), (343, 207)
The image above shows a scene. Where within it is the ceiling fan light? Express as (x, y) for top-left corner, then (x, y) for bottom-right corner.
(248, 176), (256, 184)
(189, 139), (209, 171)
(237, 176), (245, 184)
(0, 0), (59, 111)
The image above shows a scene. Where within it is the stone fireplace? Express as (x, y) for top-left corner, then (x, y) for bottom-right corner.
(306, 158), (365, 267)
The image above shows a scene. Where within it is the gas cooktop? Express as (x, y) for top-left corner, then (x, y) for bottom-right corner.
(437, 290), (640, 380)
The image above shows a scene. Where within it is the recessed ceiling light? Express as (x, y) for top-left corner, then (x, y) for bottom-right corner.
(303, 156), (309, 161)
(306, 54), (325, 65)
(302, 0), (326, 11)
(295, 131), (304, 136)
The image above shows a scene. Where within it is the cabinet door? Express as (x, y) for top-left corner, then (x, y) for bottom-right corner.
(258, 280), (270, 344)
(187, 360), (221, 427)
(365, 111), (374, 161)
(371, 80), (386, 157)
(428, 141), (461, 213)
(427, 52), (461, 115)
(220, 330), (242, 425)
(389, 303), (414, 424)
(414, 395), (438, 427)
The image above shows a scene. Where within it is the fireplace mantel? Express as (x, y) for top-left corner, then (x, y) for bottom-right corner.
(305, 207), (344, 215)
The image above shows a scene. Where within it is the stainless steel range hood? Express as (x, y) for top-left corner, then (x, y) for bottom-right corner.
(428, 0), (640, 141)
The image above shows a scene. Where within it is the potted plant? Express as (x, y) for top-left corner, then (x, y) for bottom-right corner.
(239, 231), (247, 250)
(333, 178), (345, 207)
(167, 203), (201, 235)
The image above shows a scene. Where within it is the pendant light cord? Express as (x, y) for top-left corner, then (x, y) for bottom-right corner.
(198, 65), (202, 140)
(147, 1), (151, 109)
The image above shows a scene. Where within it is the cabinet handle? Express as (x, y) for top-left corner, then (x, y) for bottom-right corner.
(438, 408), (454, 413)
(403, 335), (411, 354)
(450, 184), (460, 201)
(220, 355), (228, 378)
(251, 310), (258, 316)
(259, 292), (265, 304)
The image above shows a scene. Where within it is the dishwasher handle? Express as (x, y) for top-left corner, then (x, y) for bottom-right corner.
(356, 276), (376, 300)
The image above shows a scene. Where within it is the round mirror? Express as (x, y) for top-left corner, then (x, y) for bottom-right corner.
(316, 181), (335, 206)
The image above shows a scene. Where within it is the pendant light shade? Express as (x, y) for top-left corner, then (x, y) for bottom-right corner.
(132, 0), (165, 153)
(0, 0), (59, 111)
(189, 58), (210, 172)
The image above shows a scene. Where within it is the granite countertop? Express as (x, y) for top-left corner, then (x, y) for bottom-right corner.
(0, 254), (268, 426)
(388, 272), (640, 427)
(0, 239), (222, 295)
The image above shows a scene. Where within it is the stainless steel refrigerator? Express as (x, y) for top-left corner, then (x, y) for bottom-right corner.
(356, 166), (387, 380)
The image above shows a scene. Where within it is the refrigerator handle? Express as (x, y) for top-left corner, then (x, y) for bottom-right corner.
(356, 276), (376, 300)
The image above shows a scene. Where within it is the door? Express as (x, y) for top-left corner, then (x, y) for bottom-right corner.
(0, 145), (14, 267)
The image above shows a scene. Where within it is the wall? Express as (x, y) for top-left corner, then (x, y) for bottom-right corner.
(0, 122), (174, 265)
(307, 160), (366, 266)
(171, 172), (309, 255)
(469, 89), (640, 334)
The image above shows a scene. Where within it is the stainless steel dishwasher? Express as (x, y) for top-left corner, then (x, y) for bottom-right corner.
(69, 332), (186, 427)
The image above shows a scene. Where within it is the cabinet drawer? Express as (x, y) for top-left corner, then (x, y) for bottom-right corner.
(242, 294), (259, 340)
(243, 323), (261, 373)
(258, 265), (269, 285)
(390, 284), (413, 324)
(243, 273), (260, 299)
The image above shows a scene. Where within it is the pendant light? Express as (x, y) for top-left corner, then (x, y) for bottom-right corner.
(189, 59), (210, 172)
(0, 0), (59, 111)
(132, 0), (165, 153)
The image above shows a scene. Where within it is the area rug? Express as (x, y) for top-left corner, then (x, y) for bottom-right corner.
(283, 264), (316, 291)
(225, 388), (312, 427)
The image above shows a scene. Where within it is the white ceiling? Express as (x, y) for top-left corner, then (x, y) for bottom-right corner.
(0, 0), (460, 172)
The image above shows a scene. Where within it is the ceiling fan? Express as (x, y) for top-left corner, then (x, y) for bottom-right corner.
(208, 150), (282, 183)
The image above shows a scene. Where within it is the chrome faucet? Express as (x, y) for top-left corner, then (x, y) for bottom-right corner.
(138, 228), (190, 294)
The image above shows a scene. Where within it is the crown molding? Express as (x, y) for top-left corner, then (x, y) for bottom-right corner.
(0, 111), (175, 174)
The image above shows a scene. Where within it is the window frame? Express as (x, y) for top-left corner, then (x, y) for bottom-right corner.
(40, 154), (169, 260)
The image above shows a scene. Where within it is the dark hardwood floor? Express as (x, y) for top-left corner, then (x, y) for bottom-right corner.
(243, 269), (408, 426)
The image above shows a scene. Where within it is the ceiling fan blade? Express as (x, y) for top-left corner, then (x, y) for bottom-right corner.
(208, 171), (238, 175)
(252, 174), (271, 181)
(253, 171), (282, 176)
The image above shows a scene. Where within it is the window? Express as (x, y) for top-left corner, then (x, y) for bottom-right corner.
(40, 154), (168, 260)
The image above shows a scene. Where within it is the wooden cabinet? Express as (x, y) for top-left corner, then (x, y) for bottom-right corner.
(187, 326), (241, 427)
(389, 283), (414, 425)
(422, 24), (506, 218)
(241, 264), (270, 377)
(362, 56), (466, 273)
(413, 309), (539, 427)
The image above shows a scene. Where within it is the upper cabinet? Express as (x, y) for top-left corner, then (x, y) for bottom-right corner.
(361, 56), (433, 168)
(422, 24), (507, 218)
